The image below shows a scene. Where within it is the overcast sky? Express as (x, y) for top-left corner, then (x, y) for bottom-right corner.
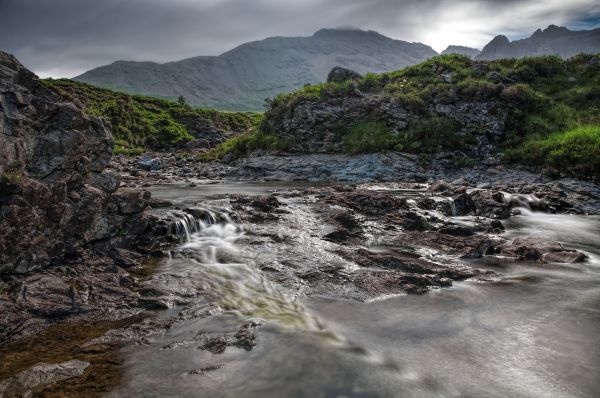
(1, 0), (599, 78)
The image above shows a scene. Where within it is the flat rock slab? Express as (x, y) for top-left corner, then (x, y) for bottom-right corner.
(0, 359), (90, 396)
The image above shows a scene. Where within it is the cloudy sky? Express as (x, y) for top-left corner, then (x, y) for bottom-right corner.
(1, 0), (599, 78)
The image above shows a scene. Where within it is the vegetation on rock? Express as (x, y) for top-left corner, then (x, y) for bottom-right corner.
(42, 79), (261, 154)
(259, 53), (600, 179)
(200, 129), (288, 161)
(505, 125), (600, 179)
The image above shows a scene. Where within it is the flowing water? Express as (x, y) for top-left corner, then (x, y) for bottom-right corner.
(107, 182), (600, 398)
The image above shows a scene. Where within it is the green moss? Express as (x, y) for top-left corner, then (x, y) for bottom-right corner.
(504, 125), (600, 179)
(41, 79), (260, 154)
(1, 170), (22, 186)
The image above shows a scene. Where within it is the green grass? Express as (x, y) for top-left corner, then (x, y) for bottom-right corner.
(340, 117), (473, 155)
(263, 53), (600, 178)
(200, 129), (289, 161)
(42, 79), (261, 154)
(395, 116), (474, 154)
(342, 121), (396, 154)
(504, 125), (600, 179)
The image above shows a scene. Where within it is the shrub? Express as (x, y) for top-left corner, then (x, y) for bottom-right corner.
(201, 129), (288, 161)
(342, 121), (396, 154)
(394, 116), (472, 154)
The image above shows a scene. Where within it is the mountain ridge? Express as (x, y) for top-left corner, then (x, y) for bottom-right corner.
(477, 24), (600, 60)
(74, 25), (600, 111)
(75, 28), (438, 110)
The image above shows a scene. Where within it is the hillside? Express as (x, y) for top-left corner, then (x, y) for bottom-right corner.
(42, 79), (261, 154)
(74, 28), (437, 111)
(477, 25), (600, 60)
(219, 53), (600, 179)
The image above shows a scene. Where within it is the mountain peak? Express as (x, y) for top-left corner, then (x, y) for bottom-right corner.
(477, 25), (600, 60)
(313, 28), (382, 39)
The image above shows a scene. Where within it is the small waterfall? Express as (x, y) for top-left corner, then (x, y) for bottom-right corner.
(449, 199), (457, 217)
(502, 192), (547, 211)
(170, 212), (200, 243)
(429, 196), (457, 217)
(162, 206), (325, 332)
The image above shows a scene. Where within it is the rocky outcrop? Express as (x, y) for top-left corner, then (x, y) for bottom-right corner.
(0, 52), (175, 345)
(261, 61), (509, 155)
(0, 51), (163, 274)
(327, 67), (362, 83)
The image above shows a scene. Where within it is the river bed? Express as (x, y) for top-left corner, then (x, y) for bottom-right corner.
(103, 182), (600, 398)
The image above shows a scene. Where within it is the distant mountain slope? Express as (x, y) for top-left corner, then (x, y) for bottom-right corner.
(75, 28), (437, 111)
(441, 45), (480, 58)
(477, 25), (600, 60)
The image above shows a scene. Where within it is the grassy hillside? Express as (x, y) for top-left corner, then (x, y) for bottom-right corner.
(243, 53), (599, 179)
(42, 79), (262, 154)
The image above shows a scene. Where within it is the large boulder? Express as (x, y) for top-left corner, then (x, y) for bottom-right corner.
(0, 51), (155, 274)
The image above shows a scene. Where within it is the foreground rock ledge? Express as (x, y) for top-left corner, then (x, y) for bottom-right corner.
(0, 51), (171, 345)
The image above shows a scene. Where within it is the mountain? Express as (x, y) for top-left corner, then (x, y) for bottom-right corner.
(441, 45), (480, 58)
(477, 25), (600, 60)
(74, 28), (437, 111)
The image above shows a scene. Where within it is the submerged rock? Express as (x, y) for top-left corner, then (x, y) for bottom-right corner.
(0, 360), (90, 396)
(500, 237), (586, 263)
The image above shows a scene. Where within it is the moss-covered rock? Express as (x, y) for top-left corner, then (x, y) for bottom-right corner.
(41, 79), (262, 154)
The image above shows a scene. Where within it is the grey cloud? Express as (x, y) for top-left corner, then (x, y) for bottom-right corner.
(0, 0), (598, 77)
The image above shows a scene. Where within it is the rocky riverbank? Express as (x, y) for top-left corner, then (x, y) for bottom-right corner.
(0, 52), (186, 346)
(2, 51), (600, 397)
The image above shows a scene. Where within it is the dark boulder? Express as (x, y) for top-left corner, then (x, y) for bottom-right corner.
(327, 66), (362, 83)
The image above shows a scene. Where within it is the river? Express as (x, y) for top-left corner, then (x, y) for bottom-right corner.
(100, 182), (600, 398)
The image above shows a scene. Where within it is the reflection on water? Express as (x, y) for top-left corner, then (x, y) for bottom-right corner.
(107, 184), (600, 398)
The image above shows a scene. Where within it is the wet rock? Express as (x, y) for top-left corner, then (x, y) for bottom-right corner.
(250, 196), (281, 212)
(328, 189), (408, 215)
(198, 320), (263, 353)
(148, 197), (173, 208)
(0, 360), (90, 396)
(469, 189), (511, 219)
(386, 211), (431, 231)
(438, 225), (475, 236)
(500, 237), (580, 261)
(540, 251), (586, 264)
(138, 156), (161, 171)
(189, 364), (225, 375)
(16, 275), (78, 317)
(330, 210), (360, 230)
(87, 172), (120, 193)
(323, 229), (351, 242)
(490, 220), (504, 231)
(429, 180), (454, 192)
(112, 188), (151, 214)
(451, 193), (476, 216)
(402, 231), (501, 258)
(352, 248), (476, 280)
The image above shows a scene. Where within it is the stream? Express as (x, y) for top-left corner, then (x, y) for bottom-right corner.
(106, 183), (600, 397)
